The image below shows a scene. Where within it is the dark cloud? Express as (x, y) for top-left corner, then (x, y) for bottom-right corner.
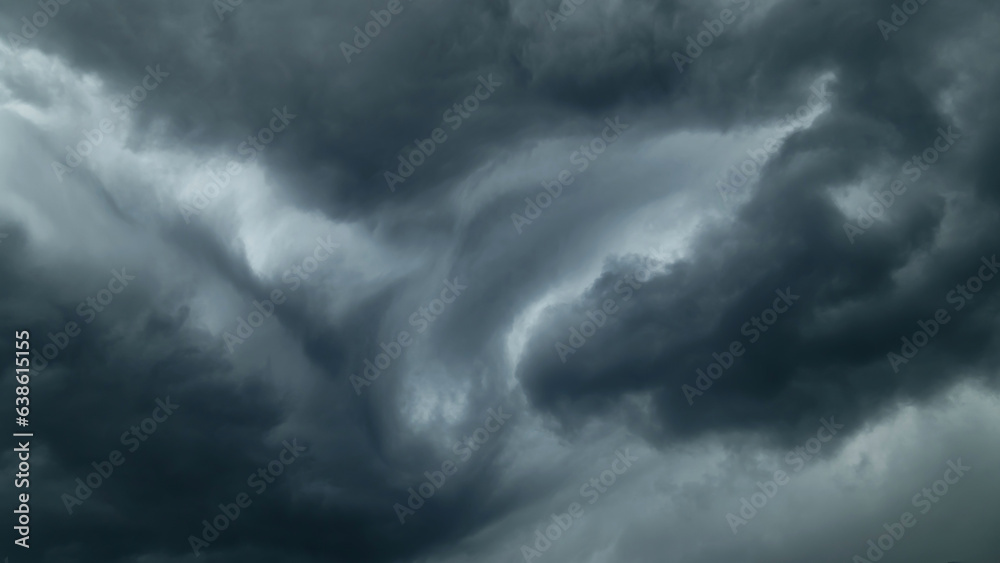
(0, 0), (998, 561)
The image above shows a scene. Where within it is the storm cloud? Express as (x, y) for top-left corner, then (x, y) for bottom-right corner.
(0, 0), (998, 562)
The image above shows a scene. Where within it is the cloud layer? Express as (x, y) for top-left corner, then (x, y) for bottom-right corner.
(1, 0), (999, 562)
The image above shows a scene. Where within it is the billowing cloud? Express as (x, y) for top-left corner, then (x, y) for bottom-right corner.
(0, 0), (998, 562)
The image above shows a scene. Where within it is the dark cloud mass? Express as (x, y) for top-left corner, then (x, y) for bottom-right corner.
(0, 0), (999, 562)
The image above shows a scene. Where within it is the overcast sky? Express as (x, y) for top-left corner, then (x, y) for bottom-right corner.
(1, 0), (999, 562)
